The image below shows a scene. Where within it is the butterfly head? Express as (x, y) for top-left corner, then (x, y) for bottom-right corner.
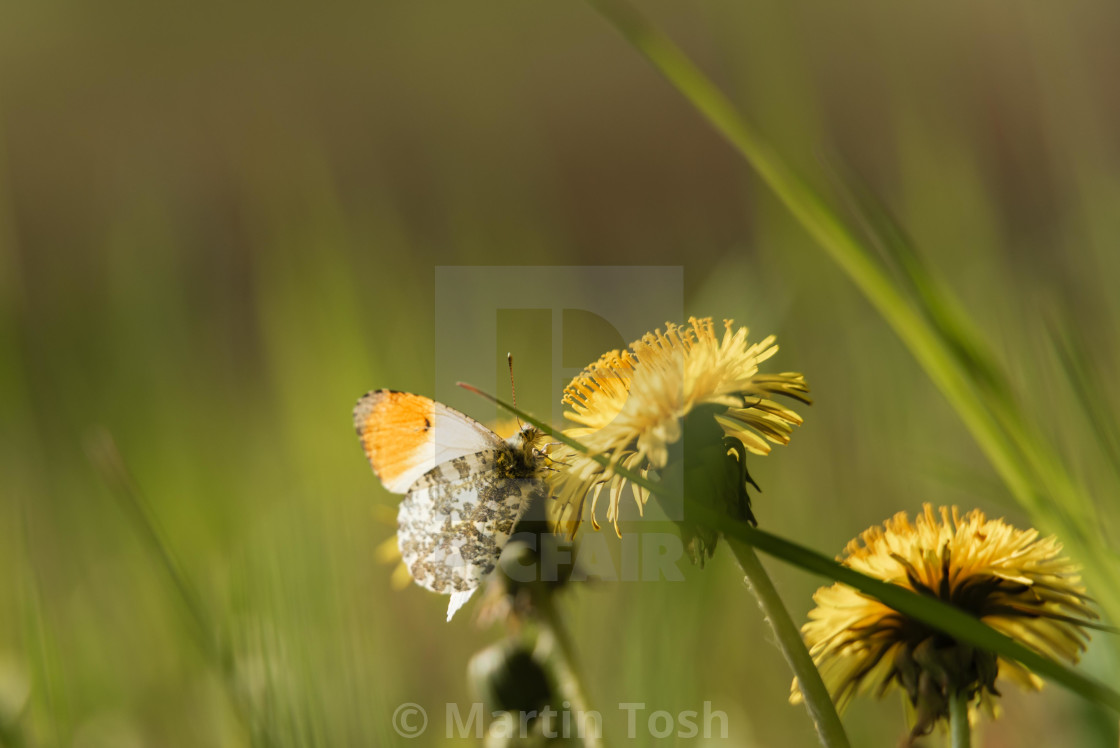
(499, 424), (549, 478)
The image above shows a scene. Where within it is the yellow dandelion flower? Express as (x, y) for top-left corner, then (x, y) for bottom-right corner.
(552, 316), (810, 535)
(793, 504), (1097, 740)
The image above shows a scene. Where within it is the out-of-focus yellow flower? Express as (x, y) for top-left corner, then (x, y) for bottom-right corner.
(371, 505), (414, 590)
(793, 504), (1097, 740)
(551, 317), (809, 535)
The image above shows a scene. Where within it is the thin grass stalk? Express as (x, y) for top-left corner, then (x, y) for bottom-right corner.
(1050, 322), (1120, 486)
(86, 429), (251, 740)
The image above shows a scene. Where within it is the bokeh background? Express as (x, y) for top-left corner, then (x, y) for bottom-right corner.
(3, 1), (1119, 745)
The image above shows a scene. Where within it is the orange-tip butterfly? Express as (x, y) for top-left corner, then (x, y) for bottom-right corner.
(353, 390), (549, 620)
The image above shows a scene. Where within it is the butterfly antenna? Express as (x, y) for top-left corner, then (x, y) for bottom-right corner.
(507, 352), (523, 430)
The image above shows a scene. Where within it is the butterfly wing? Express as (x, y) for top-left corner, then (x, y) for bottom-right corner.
(397, 450), (547, 617)
(354, 390), (503, 494)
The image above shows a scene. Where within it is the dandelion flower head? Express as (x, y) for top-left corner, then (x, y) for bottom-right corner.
(552, 317), (810, 534)
(793, 504), (1097, 738)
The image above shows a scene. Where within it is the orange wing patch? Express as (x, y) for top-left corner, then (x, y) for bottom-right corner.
(354, 390), (436, 493)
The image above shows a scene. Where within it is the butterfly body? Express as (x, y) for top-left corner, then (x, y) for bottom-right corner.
(354, 389), (547, 619)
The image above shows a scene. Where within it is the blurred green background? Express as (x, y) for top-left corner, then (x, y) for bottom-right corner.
(3, 1), (1119, 745)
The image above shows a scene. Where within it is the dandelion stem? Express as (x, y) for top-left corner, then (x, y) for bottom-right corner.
(536, 594), (603, 748)
(726, 537), (850, 748)
(949, 690), (971, 748)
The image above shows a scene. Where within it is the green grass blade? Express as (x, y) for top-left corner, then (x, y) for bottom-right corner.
(821, 154), (1010, 408)
(85, 429), (250, 738)
(86, 430), (217, 656)
(703, 508), (1120, 714)
(470, 386), (1120, 714)
(825, 152), (1114, 575)
(1048, 317), (1120, 498)
(581, 0), (1120, 633)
